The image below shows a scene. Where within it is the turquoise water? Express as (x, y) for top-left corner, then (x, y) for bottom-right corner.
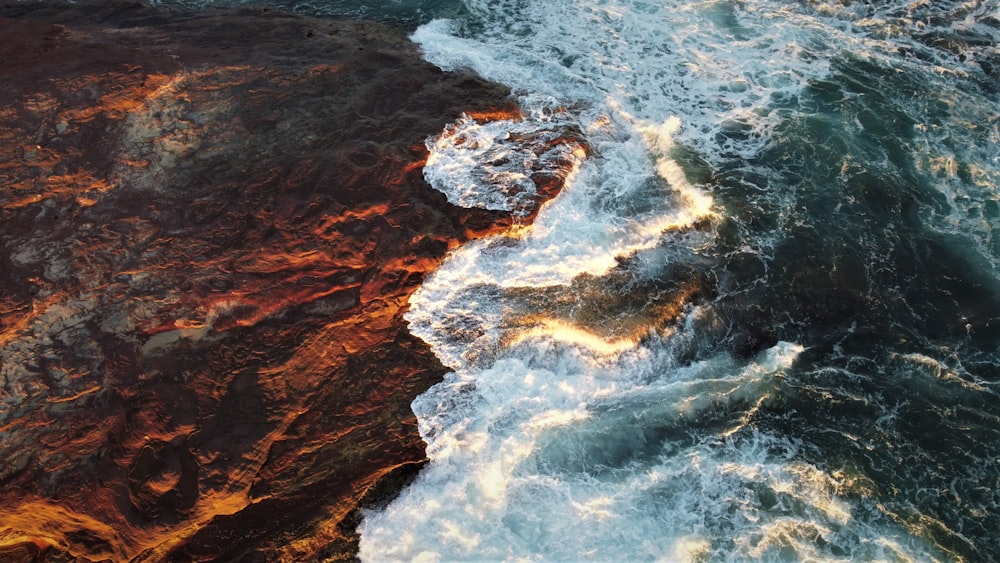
(164, 0), (1000, 560)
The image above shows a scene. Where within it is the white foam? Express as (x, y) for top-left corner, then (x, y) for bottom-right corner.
(406, 108), (716, 367)
(414, 0), (836, 162)
(360, 0), (980, 560)
(423, 109), (586, 215)
(361, 341), (933, 560)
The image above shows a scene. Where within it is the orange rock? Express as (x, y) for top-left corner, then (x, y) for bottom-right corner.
(0, 2), (586, 560)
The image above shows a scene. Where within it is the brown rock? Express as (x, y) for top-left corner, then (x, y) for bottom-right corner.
(0, 1), (584, 560)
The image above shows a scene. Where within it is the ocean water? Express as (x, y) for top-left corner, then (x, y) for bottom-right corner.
(168, 0), (1000, 560)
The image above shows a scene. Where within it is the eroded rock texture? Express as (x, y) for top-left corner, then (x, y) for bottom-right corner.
(0, 2), (583, 560)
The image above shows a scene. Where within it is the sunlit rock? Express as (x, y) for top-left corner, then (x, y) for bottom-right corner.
(0, 1), (584, 560)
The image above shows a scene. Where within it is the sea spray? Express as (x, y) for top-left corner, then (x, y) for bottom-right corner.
(360, 0), (1000, 560)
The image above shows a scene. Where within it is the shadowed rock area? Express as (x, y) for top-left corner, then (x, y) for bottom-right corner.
(0, 1), (584, 560)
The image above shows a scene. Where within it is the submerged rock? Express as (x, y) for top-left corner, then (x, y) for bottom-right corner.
(0, 1), (584, 560)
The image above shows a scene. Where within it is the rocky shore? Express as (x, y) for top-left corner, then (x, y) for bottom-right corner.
(0, 2), (583, 560)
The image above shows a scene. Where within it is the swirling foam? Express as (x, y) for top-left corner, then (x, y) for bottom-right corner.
(359, 0), (994, 560)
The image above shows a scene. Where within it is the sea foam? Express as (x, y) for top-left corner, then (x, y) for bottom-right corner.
(359, 0), (992, 560)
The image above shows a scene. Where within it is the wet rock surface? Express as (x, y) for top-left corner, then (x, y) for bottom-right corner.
(0, 1), (584, 560)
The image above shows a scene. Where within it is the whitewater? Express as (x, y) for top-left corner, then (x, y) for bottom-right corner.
(354, 1), (1000, 561)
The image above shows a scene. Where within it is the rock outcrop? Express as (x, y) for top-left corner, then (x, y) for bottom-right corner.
(0, 1), (584, 560)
